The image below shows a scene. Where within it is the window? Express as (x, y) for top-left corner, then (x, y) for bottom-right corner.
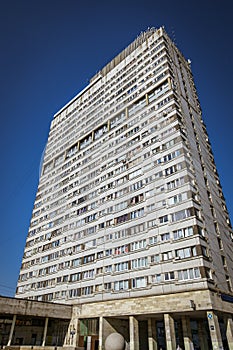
(178, 267), (200, 281)
(175, 246), (197, 259)
(156, 150), (181, 164)
(148, 219), (157, 228)
(206, 268), (213, 280)
(97, 251), (104, 259)
(68, 288), (81, 298)
(86, 213), (97, 223)
(165, 163), (182, 176)
(144, 151), (150, 159)
(130, 208), (144, 219)
(63, 275), (69, 282)
(159, 215), (168, 224)
(83, 254), (95, 264)
(132, 257), (148, 269)
(145, 189), (154, 198)
(104, 282), (112, 291)
(110, 111), (126, 128)
(115, 201), (128, 211)
(106, 219), (114, 227)
(128, 98), (146, 116)
(162, 251), (173, 261)
(149, 236), (158, 245)
(164, 271), (175, 280)
(129, 168), (143, 180)
(70, 273), (81, 282)
(83, 269), (94, 279)
(114, 245), (129, 255)
(72, 258), (81, 267)
(173, 226), (193, 240)
(171, 208), (193, 222)
(96, 267), (103, 275)
(105, 249), (112, 256)
(152, 274), (161, 283)
(202, 246), (209, 258)
(131, 239), (146, 251)
(115, 262), (129, 272)
(130, 180), (143, 191)
(114, 280), (129, 291)
(132, 277), (147, 288)
(151, 254), (160, 263)
(105, 265), (112, 273)
(130, 194), (144, 205)
(82, 286), (93, 295)
(115, 214), (128, 224)
(161, 232), (170, 241)
(147, 203), (155, 211)
(94, 124), (108, 139)
(115, 187), (128, 198)
(129, 223), (144, 235)
(168, 193), (187, 205)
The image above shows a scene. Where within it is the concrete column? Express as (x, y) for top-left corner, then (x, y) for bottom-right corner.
(164, 314), (176, 350)
(148, 318), (158, 350)
(7, 314), (16, 346)
(87, 336), (92, 350)
(197, 320), (208, 350)
(42, 317), (49, 346)
(181, 316), (194, 350)
(167, 77), (172, 90)
(73, 313), (80, 347)
(206, 311), (223, 350)
(225, 315), (233, 350)
(99, 316), (103, 350)
(107, 119), (111, 132)
(126, 107), (129, 119)
(129, 316), (139, 350)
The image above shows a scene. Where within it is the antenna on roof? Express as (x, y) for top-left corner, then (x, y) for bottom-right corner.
(171, 26), (177, 45)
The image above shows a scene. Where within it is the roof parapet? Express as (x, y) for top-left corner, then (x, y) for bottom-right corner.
(90, 27), (163, 83)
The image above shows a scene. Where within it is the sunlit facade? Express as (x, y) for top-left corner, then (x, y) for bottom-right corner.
(15, 27), (233, 350)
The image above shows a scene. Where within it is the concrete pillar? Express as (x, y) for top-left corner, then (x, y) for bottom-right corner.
(164, 314), (176, 350)
(197, 320), (208, 350)
(87, 336), (92, 350)
(225, 315), (233, 350)
(168, 77), (172, 90)
(99, 316), (103, 350)
(148, 318), (158, 350)
(181, 316), (194, 350)
(42, 317), (49, 346)
(206, 311), (223, 350)
(129, 316), (139, 350)
(126, 107), (129, 119)
(67, 306), (80, 347)
(7, 314), (16, 346)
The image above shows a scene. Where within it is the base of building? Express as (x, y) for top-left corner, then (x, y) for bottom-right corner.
(1, 290), (233, 350)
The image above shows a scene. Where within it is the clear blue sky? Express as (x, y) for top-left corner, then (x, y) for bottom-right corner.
(0, 0), (232, 297)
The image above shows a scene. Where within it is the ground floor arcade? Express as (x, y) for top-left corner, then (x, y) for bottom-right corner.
(76, 311), (233, 350)
(0, 289), (233, 350)
(72, 289), (233, 350)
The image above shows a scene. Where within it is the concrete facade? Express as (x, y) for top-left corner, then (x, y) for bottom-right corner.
(10, 26), (233, 349)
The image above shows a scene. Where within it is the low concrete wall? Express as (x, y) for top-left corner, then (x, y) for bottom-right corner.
(0, 296), (72, 319)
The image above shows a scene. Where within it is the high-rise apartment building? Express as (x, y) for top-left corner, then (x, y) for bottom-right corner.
(16, 27), (233, 349)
